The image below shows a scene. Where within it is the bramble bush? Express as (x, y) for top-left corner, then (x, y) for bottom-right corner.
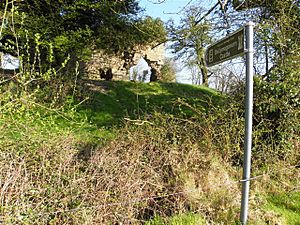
(225, 57), (300, 166)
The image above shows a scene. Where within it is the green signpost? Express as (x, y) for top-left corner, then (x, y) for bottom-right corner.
(205, 28), (244, 67)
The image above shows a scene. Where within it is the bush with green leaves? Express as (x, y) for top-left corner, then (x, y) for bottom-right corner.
(252, 57), (300, 163)
(223, 58), (300, 166)
(0, 0), (166, 78)
(160, 59), (177, 82)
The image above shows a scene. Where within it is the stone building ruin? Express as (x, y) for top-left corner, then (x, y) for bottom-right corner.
(85, 43), (165, 81)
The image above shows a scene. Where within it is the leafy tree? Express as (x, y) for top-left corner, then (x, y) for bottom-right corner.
(223, 0), (300, 157)
(167, 5), (211, 86)
(227, 0), (300, 74)
(0, 0), (166, 74)
(160, 58), (177, 82)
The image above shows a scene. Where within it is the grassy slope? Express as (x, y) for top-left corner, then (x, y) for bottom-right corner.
(50, 80), (222, 144)
(77, 80), (222, 124)
(1, 80), (223, 155)
(0, 80), (221, 224)
(1, 80), (299, 224)
(2, 80), (220, 144)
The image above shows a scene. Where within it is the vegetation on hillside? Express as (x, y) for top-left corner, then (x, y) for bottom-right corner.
(0, 0), (299, 224)
(1, 80), (299, 224)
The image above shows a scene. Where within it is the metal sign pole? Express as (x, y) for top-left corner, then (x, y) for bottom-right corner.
(240, 21), (254, 225)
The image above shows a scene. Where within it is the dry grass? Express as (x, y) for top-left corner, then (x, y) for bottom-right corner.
(1, 93), (298, 224)
(0, 114), (244, 224)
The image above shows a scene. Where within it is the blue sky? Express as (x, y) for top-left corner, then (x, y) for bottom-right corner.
(139, 0), (190, 24)
(138, 0), (215, 24)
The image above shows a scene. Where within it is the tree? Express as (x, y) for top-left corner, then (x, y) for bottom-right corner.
(223, 0), (300, 76)
(0, 0), (166, 75)
(223, 0), (300, 156)
(160, 58), (177, 82)
(167, 5), (211, 86)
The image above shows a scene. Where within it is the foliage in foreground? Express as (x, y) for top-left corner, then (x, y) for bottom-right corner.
(1, 107), (298, 224)
(0, 111), (241, 224)
(0, 79), (299, 224)
(146, 213), (206, 225)
(264, 192), (300, 225)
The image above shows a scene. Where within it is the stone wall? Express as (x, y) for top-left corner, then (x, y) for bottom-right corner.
(85, 43), (165, 81)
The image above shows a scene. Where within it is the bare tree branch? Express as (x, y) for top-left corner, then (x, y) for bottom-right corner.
(194, 1), (219, 25)
(146, 0), (167, 4)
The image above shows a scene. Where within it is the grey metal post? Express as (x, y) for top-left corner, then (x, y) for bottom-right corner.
(240, 22), (254, 224)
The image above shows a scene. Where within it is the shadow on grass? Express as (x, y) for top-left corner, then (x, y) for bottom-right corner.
(0, 79), (225, 150)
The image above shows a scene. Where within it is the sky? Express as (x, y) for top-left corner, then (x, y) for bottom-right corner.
(138, 0), (215, 23)
(139, 0), (191, 24)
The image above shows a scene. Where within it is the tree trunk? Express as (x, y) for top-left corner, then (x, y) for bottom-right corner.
(200, 56), (208, 86)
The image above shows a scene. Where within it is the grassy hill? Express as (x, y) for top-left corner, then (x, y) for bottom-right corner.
(75, 80), (223, 140)
(0, 80), (299, 224)
(1, 80), (223, 145)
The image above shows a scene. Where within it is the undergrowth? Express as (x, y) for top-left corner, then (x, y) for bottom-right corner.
(1, 78), (299, 224)
(1, 0), (299, 223)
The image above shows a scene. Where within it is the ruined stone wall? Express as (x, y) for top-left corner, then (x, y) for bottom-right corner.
(85, 43), (165, 81)
(85, 50), (127, 80)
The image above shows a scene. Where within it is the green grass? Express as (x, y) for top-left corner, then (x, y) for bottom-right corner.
(44, 80), (221, 141)
(264, 192), (300, 225)
(1, 80), (299, 224)
(76, 80), (223, 131)
(0, 80), (223, 151)
(0, 80), (224, 224)
(145, 213), (206, 225)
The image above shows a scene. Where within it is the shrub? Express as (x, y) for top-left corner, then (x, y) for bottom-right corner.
(160, 59), (177, 82)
